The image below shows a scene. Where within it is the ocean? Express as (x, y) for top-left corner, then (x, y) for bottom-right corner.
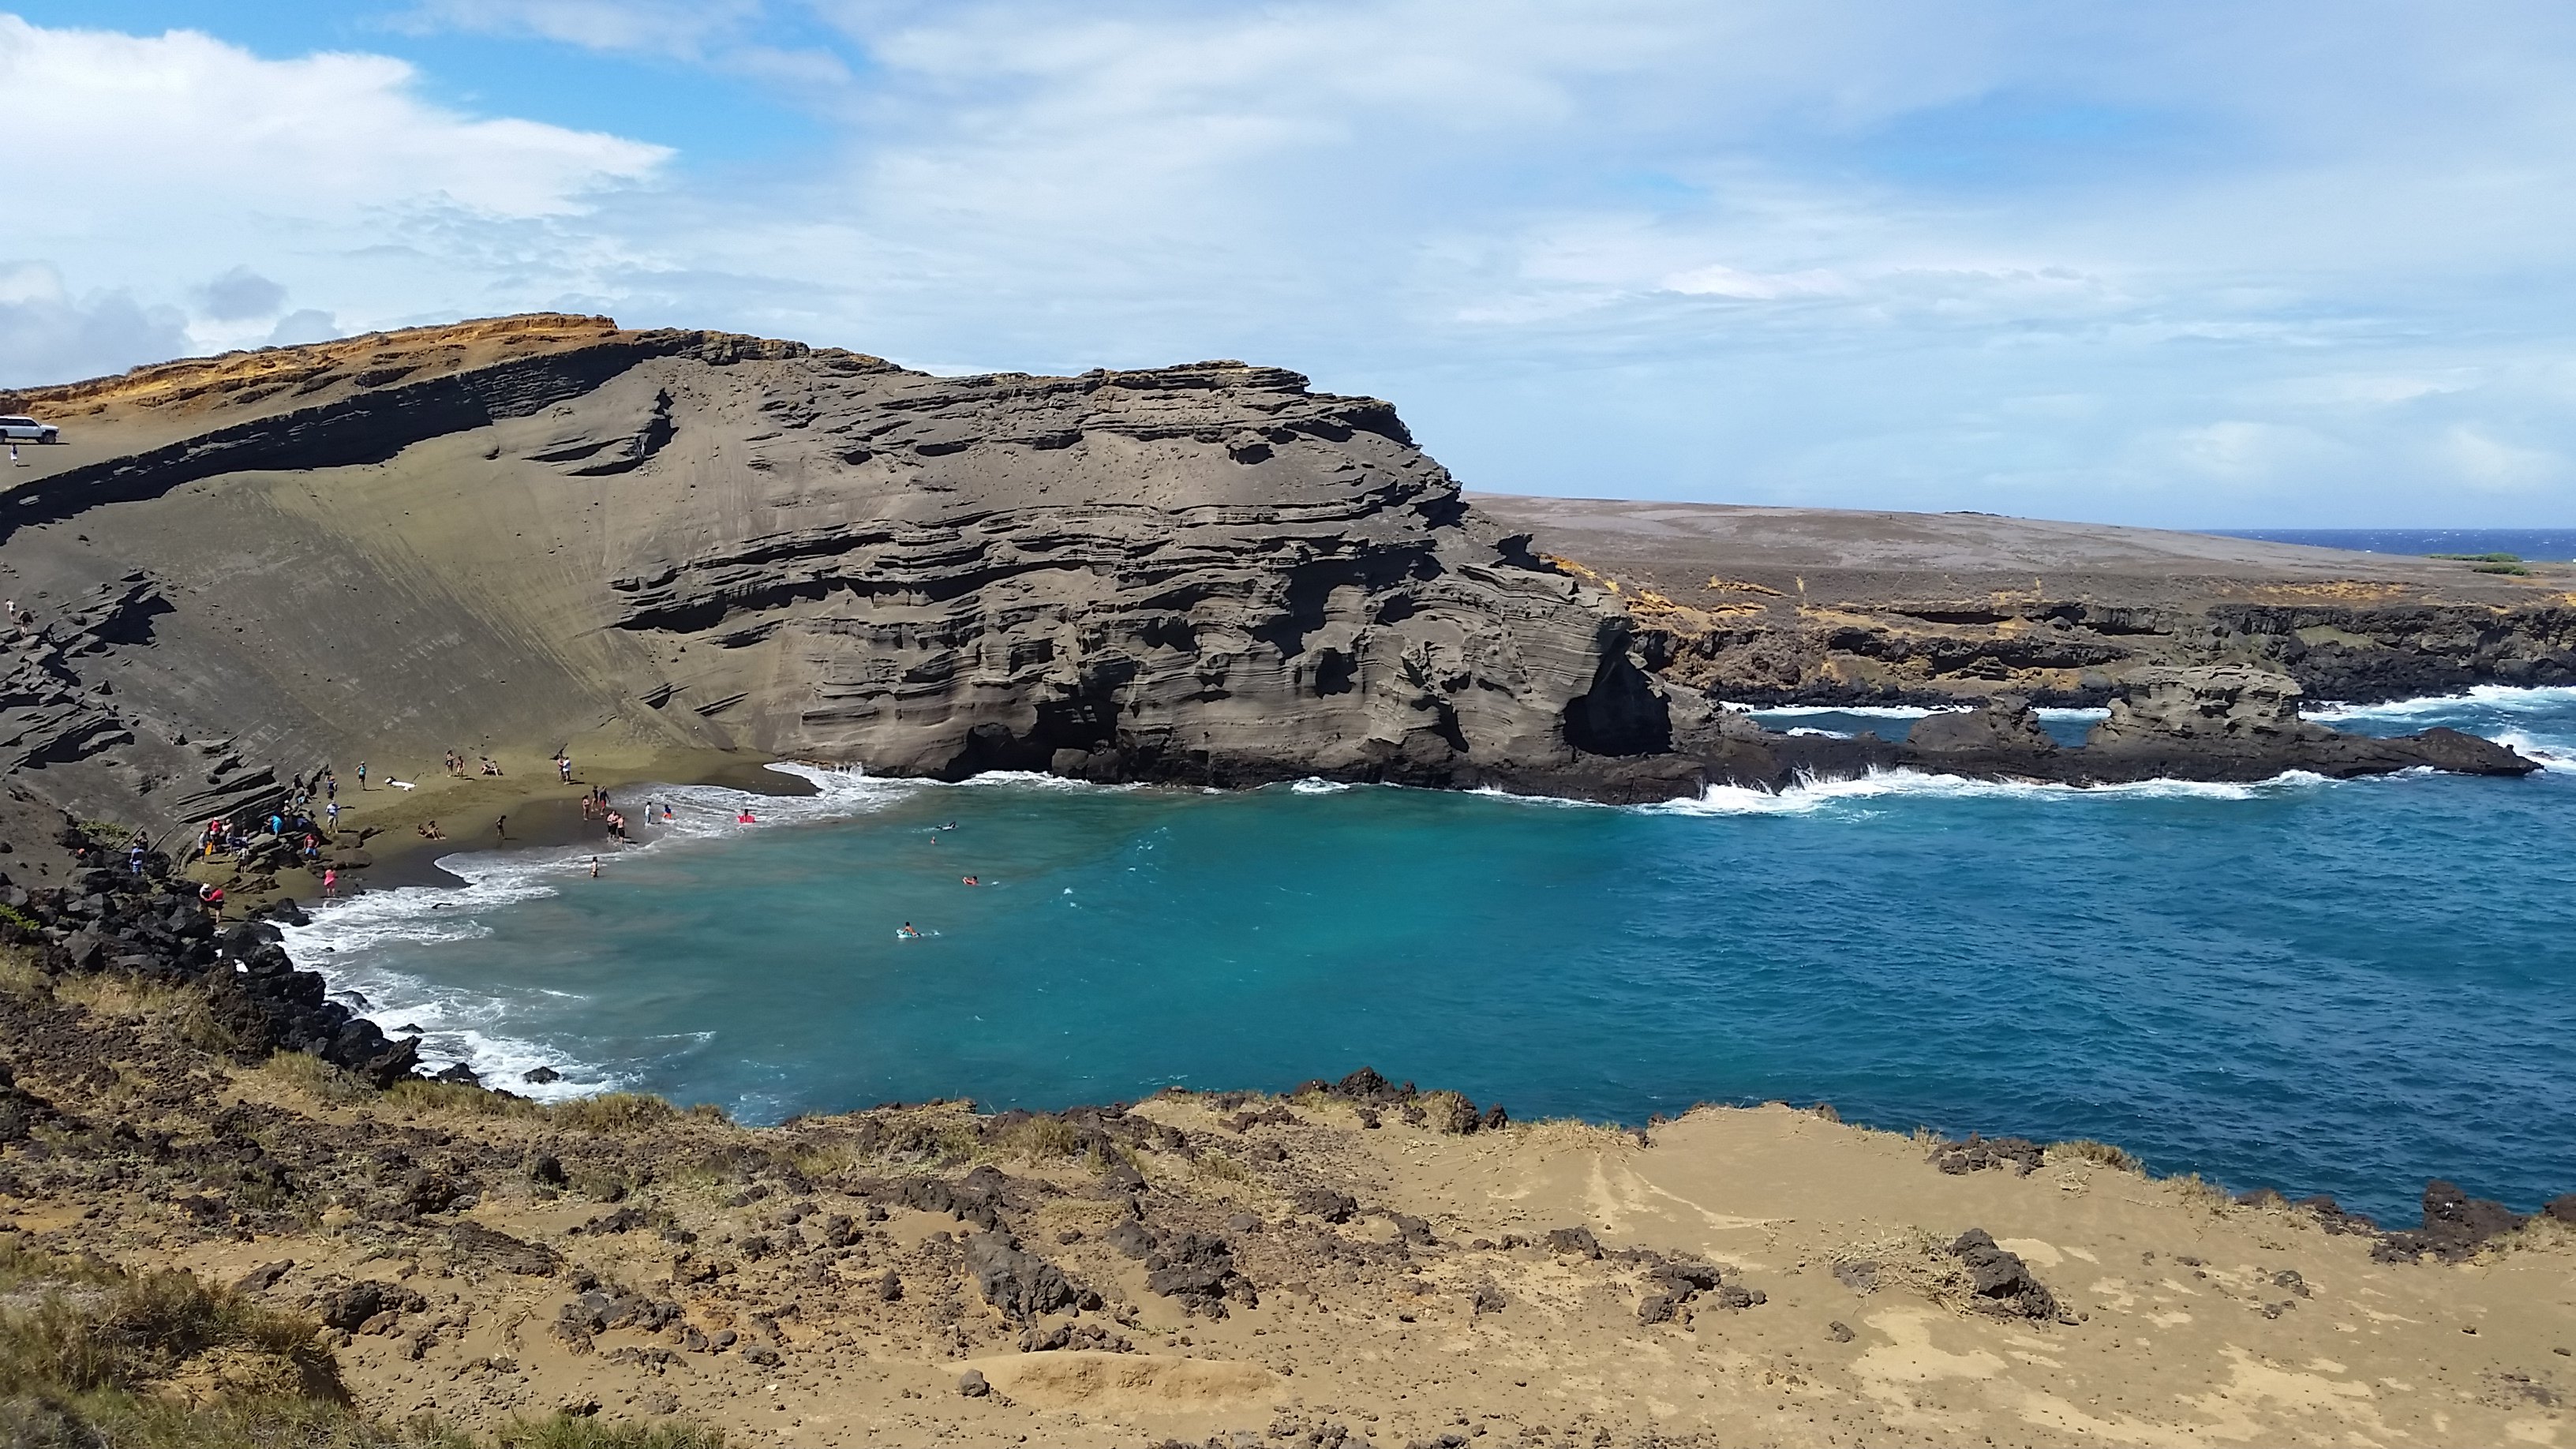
(283, 689), (2576, 1226)
(2212, 527), (2576, 560)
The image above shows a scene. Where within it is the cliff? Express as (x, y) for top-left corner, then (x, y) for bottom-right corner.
(0, 316), (1667, 836)
(1473, 494), (2576, 706)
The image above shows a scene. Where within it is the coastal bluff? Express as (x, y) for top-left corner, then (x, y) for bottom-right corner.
(0, 313), (2537, 846)
(0, 313), (1668, 831)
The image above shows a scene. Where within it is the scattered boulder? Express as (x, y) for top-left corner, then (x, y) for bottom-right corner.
(316, 1280), (427, 1331)
(1144, 1232), (1256, 1316)
(1545, 1226), (1604, 1260)
(1949, 1229), (2059, 1321)
(964, 1232), (1083, 1322)
(1293, 1189), (1360, 1224)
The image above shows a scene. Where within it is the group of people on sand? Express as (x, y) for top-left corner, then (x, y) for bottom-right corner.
(184, 766), (356, 908)
(442, 751), (503, 777)
(583, 787), (634, 843)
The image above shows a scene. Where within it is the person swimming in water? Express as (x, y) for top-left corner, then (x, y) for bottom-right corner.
(962, 875), (978, 886)
(898, 922), (922, 938)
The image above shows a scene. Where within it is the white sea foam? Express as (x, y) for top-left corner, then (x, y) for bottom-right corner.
(1642, 766), (2341, 817)
(1735, 703), (2105, 727)
(1725, 702), (1963, 718)
(950, 769), (1139, 792)
(2304, 683), (2576, 721)
(1288, 777), (1352, 795)
(279, 760), (924, 1092)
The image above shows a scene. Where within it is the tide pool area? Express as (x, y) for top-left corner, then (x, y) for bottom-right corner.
(283, 688), (2576, 1225)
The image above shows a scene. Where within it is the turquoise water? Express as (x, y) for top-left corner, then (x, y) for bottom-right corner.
(288, 689), (2576, 1225)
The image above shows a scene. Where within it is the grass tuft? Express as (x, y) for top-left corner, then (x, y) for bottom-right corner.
(2046, 1139), (2143, 1173)
(994, 1115), (1083, 1162)
(549, 1094), (679, 1134)
(259, 1051), (376, 1107)
(2166, 1173), (2233, 1211)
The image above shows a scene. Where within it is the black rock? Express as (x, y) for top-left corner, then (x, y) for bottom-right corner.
(1928, 1133), (2044, 1176)
(1949, 1229), (2059, 1321)
(2376, 1179), (2529, 1263)
(965, 1231), (1080, 1321)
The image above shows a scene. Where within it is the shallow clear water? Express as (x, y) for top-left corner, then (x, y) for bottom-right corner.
(286, 688), (2576, 1224)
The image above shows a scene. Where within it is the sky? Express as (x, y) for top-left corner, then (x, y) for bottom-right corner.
(3, 2), (2574, 527)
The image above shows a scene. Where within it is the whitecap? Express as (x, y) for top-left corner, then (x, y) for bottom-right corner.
(1726, 702), (1964, 718)
(2304, 683), (2576, 721)
(1641, 766), (2348, 817)
(1288, 777), (1352, 795)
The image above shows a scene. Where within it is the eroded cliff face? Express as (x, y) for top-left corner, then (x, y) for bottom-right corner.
(0, 316), (1669, 826)
(1472, 495), (2576, 707)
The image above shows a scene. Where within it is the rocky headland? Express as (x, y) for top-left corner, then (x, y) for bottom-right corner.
(1474, 492), (2576, 708)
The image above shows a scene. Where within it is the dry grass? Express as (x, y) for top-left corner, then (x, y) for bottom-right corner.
(2165, 1173), (2234, 1213)
(2047, 1139), (2144, 1174)
(257, 1051), (376, 1108)
(47, 969), (239, 1052)
(0, 945), (49, 1000)
(1193, 1151), (1250, 1184)
(0, 1242), (724, 1446)
(384, 1080), (542, 1121)
(552, 1093), (696, 1135)
(1510, 1118), (1642, 1155)
(1826, 1229), (1968, 1308)
(993, 1114), (1084, 1162)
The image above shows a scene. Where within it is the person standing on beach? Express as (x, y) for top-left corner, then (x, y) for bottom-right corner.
(326, 800), (339, 831)
(322, 867), (338, 900)
(324, 772), (335, 802)
(357, 762), (367, 790)
(495, 814), (507, 841)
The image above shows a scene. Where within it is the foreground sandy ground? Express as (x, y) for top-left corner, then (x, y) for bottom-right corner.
(6, 960), (2568, 1449)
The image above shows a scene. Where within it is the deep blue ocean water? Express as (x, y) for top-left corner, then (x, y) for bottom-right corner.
(2214, 527), (2576, 560)
(286, 689), (2576, 1226)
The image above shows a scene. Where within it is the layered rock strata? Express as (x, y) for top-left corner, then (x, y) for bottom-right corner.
(0, 318), (2539, 839)
(1686, 666), (2536, 791)
(0, 316), (1669, 822)
(1473, 493), (2576, 707)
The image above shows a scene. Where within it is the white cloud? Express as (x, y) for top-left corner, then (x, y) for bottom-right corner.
(0, 263), (191, 388)
(0, 13), (669, 382)
(2441, 425), (2561, 491)
(9, 3), (2576, 522)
